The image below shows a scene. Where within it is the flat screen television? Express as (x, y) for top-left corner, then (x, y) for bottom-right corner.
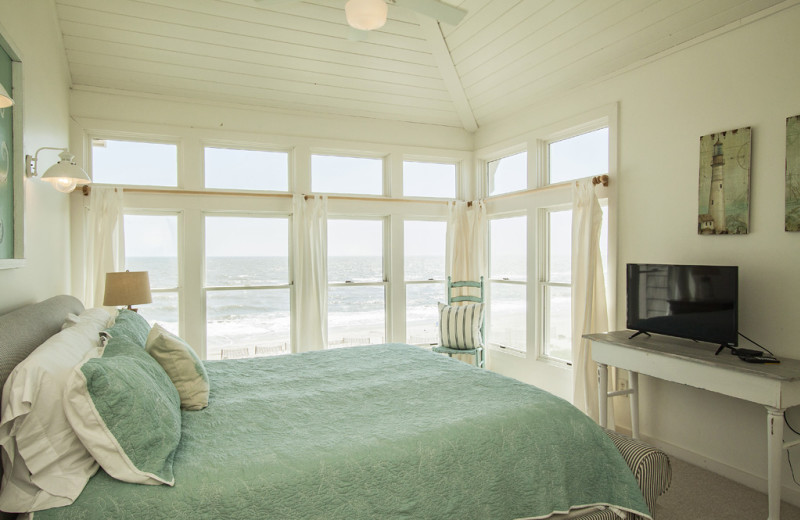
(626, 264), (738, 347)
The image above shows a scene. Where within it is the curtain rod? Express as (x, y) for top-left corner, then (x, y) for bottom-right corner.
(81, 175), (608, 201)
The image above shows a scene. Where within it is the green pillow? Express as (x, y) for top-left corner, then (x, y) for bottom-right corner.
(106, 309), (151, 347)
(146, 324), (210, 411)
(63, 336), (181, 486)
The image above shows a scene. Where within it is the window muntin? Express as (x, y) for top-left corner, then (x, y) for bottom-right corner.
(404, 220), (446, 344)
(204, 147), (289, 192)
(487, 151), (526, 196)
(204, 215), (290, 360)
(548, 127), (608, 185)
(92, 139), (178, 187)
(311, 154), (383, 195)
(488, 215), (527, 351)
(123, 213), (179, 335)
(327, 219), (385, 347)
(403, 161), (456, 199)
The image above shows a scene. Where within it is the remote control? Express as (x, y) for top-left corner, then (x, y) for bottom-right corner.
(741, 355), (780, 364)
(732, 348), (763, 357)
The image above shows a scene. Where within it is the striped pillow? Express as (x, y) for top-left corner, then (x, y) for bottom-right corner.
(438, 302), (485, 350)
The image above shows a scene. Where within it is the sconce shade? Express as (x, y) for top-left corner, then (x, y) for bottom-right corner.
(103, 271), (153, 309)
(40, 151), (91, 193)
(345, 0), (387, 30)
(0, 84), (13, 108)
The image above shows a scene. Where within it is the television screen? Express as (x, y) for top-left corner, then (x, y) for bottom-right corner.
(626, 264), (738, 346)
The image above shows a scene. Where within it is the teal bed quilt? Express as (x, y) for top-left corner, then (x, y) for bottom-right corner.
(31, 344), (650, 520)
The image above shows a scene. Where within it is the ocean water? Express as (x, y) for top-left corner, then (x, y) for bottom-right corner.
(128, 255), (566, 360)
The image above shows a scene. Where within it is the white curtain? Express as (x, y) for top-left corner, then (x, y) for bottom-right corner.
(571, 180), (611, 425)
(292, 195), (328, 352)
(446, 200), (487, 284)
(83, 186), (124, 308)
(445, 200), (488, 363)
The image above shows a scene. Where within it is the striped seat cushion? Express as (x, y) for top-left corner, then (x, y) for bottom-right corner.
(438, 302), (484, 350)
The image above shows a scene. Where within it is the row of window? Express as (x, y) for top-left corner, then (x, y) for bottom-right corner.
(92, 139), (458, 198)
(91, 127), (608, 198)
(95, 121), (611, 365)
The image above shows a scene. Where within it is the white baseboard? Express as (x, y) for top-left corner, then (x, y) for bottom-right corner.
(612, 426), (800, 508)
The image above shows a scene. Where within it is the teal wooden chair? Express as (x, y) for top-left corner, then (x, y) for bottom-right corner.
(432, 276), (485, 368)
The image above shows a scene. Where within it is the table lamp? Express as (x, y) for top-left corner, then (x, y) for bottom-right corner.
(103, 271), (153, 312)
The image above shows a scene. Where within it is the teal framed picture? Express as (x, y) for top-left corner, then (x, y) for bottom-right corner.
(0, 27), (23, 269)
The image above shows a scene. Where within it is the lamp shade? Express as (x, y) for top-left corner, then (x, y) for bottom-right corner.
(345, 0), (387, 31)
(0, 83), (13, 108)
(103, 271), (153, 309)
(40, 151), (91, 193)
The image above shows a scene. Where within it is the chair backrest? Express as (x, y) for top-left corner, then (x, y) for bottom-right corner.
(446, 276), (485, 343)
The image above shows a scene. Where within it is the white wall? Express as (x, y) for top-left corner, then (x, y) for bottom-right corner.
(476, 2), (800, 503)
(0, 1), (73, 314)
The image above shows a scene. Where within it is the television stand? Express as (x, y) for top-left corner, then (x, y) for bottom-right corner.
(627, 330), (650, 340)
(585, 331), (800, 520)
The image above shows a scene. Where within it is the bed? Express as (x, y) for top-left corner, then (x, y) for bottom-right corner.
(0, 296), (669, 520)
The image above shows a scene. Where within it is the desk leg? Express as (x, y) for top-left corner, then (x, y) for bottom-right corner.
(597, 363), (608, 428)
(629, 371), (640, 440)
(766, 407), (784, 520)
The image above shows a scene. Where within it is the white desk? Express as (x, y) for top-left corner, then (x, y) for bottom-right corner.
(585, 331), (800, 520)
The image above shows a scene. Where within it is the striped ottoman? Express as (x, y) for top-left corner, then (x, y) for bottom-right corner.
(581, 430), (672, 520)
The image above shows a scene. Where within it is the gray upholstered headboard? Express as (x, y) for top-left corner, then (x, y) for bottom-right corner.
(0, 295), (84, 404)
(0, 295), (83, 519)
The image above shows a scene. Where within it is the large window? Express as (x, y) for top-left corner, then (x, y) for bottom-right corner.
(327, 219), (386, 347)
(487, 151), (526, 196)
(123, 213), (180, 334)
(205, 216), (290, 360)
(92, 139), (178, 186)
(204, 147), (288, 191)
(403, 161), (456, 199)
(404, 220), (446, 344)
(312, 154), (383, 195)
(488, 215), (527, 350)
(548, 127), (608, 185)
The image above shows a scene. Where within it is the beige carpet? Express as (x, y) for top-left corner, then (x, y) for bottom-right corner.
(655, 457), (800, 520)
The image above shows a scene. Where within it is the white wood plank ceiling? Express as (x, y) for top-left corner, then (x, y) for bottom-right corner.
(54, 0), (790, 132)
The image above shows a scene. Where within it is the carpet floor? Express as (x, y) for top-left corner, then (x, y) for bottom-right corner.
(655, 457), (800, 520)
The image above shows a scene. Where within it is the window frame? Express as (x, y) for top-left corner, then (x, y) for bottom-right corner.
(201, 142), (291, 193)
(310, 151), (387, 197)
(402, 217), (447, 345)
(537, 205), (573, 365)
(121, 209), (184, 336)
(487, 212), (528, 353)
(326, 215), (389, 347)
(202, 212), (293, 360)
(401, 159), (459, 200)
(541, 122), (610, 188)
(89, 135), (182, 189)
(485, 147), (529, 198)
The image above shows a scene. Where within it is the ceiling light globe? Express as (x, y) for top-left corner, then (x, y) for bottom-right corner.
(345, 0), (388, 31)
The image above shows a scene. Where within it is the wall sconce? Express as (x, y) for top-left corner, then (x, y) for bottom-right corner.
(25, 147), (91, 193)
(0, 84), (13, 108)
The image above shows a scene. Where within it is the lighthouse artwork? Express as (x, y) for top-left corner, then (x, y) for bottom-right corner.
(698, 127), (751, 235)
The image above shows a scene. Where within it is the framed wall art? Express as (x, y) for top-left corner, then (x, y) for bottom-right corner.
(0, 26), (23, 269)
(697, 127), (751, 235)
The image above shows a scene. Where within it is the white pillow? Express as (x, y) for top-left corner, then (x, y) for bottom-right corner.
(145, 324), (210, 411)
(438, 301), (485, 350)
(0, 309), (110, 512)
(61, 307), (114, 331)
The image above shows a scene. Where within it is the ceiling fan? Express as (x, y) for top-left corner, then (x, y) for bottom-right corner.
(256, 0), (467, 31)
